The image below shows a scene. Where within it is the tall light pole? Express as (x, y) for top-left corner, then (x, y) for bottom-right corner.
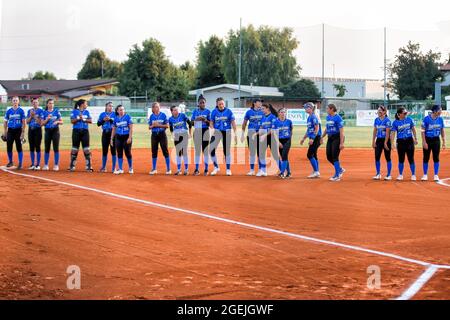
(238, 18), (242, 108)
(384, 27), (387, 107)
(321, 23), (325, 99)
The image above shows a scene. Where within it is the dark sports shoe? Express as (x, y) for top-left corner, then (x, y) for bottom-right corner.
(285, 173), (292, 179)
(6, 162), (14, 168)
(278, 173), (286, 179)
(16, 164), (22, 170)
(193, 170), (200, 176)
(67, 167), (76, 172)
(174, 170), (182, 176)
(86, 167), (94, 172)
(204, 170), (209, 176)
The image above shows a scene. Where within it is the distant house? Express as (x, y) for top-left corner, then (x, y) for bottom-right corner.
(0, 79), (118, 103)
(189, 84), (284, 109)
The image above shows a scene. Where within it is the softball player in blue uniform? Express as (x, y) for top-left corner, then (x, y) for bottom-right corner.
(111, 105), (133, 175)
(97, 102), (117, 173)
(321, 104), (345, 182)
(241, 98), (264, 176)
(209, 98), (237, 176)
(274, 108), (293, 179)
(26, 97), (44, 170)
(69, 99), (93, 172)
(390, 107), (418, 181)
(301, 102), (322, 179)
(148, 102), (171, 175)
(191, 95), (211, 176)
(372, 105), (392, 180)
(2, 96), (26, 169)
(41, 99), (63, 171)
(258, 104), (278, 177)
(169, 106), (192, 176)
(421, 105), (446, 181)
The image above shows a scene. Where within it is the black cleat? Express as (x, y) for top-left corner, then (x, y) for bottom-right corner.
(174, 170), (182, 176)
(6, 162), (14, 168)
(16, 164), (22, 170)
(285, 173), (292, 179)
(193, 169), (200, 176)
(86, 167), (94, 172)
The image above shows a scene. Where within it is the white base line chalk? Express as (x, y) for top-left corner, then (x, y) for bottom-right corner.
(396, 265), (439, 300)
(2, 169), (450, 299)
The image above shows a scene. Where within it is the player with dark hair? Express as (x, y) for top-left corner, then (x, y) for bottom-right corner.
(2, 96), (26, 169)
(97, 102), (117, 173)
(169, 105), (192, 176)
(241, 98), (264, 176)
(68, 99), (93, 172)
(301, 102), (321, 179)
(191, 95), (211, 176)
(391, 107), (418, 181)
(111, 105), (133, 175)
(421, 105), (446, 181)
(372, 105), (392, 180)
(42, 99), (63, 171)
(257, 104), (278, 177)
(26, 97), (44, 170)
(274, 108), (293, 179)
(148, 102), (171, 175)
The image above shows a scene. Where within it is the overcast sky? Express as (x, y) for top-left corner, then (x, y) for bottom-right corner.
(1, 0), (449, 81)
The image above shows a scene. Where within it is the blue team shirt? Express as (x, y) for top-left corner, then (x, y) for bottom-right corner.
(113, 114), (133, 136)
(259, 113), (277, 134)
(169, 113), (189, 133)
(326, 114), (344, 136)
(391, 117), (415, 140)
(244, 108), (264, 131)
(148, 112), (168, 134)
(374, 117), (392, 139)
(422, 115), (444, 138)
(98, 111), (116, 132)
(71, 109), (92, 130)
(27, 108), (44, 129)
(306, 114), (322, 139)
(4, 107), (26, 129)
(42, 109), (62, 129)
(211, 108), (235, 131)
(274, 119), (293, 139)
(191, 108), (211, 129)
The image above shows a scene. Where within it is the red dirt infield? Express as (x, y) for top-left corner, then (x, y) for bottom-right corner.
(0, 148), (449, 300)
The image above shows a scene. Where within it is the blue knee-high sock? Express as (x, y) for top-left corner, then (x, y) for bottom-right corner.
(309, 158), (318, 172)
(18, 152), (23, 166)
(195, 155), (200, 171)
(423, 162), (429, 175)
(184, 155), (189, 170)
(165, 157), (171, 171)
(375, 161), (381, 175)
(211, 155), (218, 168)
(204, 154), (209, 172)
(387, 161), (392, 176)
(410, 163), (416, 175)
(44, 153), (50, 166)
(118, 158), (123, 170)
(54, 152), (60, 166)
(226, 155), (231, 170)
(333, 161), (340, 177)
(102, 155), (107, 169)
(287, 161), (291, 174)
(176, 156), (181, 171)
(434, 162), (440, 175)
(316, 159), (319, 171)
(399, 162), (404, 175)
(127, 157), (133, 169)
(36, 152), (41, 166)
(112, 155), (117, 171)
(30, 151), (35, 166)
(280, 161), (287, 174)
(7, 152), (13, 163)
(152, 157), (157, 171)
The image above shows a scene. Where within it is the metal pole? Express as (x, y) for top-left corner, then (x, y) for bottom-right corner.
(238, 18), (242, 108)
(101, 60), (104, 79)
(383, 27), (387, 107)
(321, 23), (325, 99)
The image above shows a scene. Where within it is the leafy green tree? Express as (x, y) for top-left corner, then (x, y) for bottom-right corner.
(180, 61), (197, 90)
(222, 25), (300, 87)
(119, 38), (190, 101)
(78, 49), (123, 79)
(280, 79), (320, 98)
(196, 36), (225, 88)
(389, 41), (442, 100)
(333, 84), (347, 97)
(30, 71), (57, 80)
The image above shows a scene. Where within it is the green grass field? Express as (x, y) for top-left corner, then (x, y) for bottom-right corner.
(1, 119), (448, 152)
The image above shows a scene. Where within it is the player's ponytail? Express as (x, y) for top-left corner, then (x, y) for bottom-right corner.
(74, 99), (86, 110)
(395, 107), (406, 121)
(269, 104), (278, 117)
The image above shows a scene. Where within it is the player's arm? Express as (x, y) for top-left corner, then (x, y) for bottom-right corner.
(97, 114), (105, 127)
(127, 123), (133, 144)
(85, 114), (92, 124)
(384, 127), (391, 149)
(71, 112), (80, 124)
(441, 127), (446, 149)
(372, 127), (377, 148)
(339, 127), (345, 150)
(241, 118), (248, 142)
(232, 120), (238, 145)
(390, 130), (397, 150)
(412, 126), (418, 145)
(421, 125), (428, 150)
(3, 118), (8, 137)
(26, 111), (33, 124)
(110, 126), (116, 145)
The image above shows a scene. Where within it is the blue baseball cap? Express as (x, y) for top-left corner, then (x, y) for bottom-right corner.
(303, 102), (314, 109)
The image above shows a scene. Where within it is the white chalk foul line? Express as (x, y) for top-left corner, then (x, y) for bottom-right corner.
(396, 265), (439, 300)
(437, 178), (450, 187)
(2, 168), (450, 299)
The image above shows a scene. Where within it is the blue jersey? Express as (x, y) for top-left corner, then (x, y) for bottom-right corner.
(97, 111), (116, 132)
(259, 113), (277, 134)
(71, 109), (91, 130)
(392, 117), (415, 140)
(113, 114), (133, 136)
(422, 115), (444, 138)
(42, 109), (62, 129)
(169, 113), (189, 133)
(148, 112), (168, 134)
(306, 114), (322, 139)
(274, 119), (293, 139)
(4, 107), (26, 129)
(211, 108), (235, 131)
(326, 114), (344, 136)
(244, 108), (264, 131)
(374, 117), (392, 139)
(191, 108), (211, 129)
(27, 108), (44, 129)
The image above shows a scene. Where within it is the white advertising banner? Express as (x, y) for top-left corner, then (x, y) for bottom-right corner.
(356, 110), (382, 127)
